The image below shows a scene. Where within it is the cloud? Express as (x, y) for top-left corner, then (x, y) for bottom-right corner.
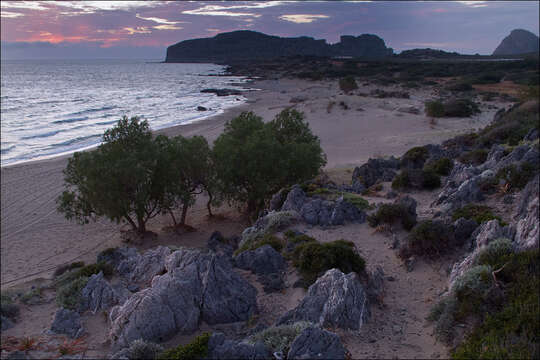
(279, 14), (330, 24)
(135, 14), (184, 25)
(182, 2), (285, 17)
(56, 1), (165, 13)
(153, 24), (183, 31)
(1, 11), (24, 18)
(0, 1), (48, 11)
(457, 1), (488, 8)
(123, 26), (152, 35)
(403, 42), (456, 48)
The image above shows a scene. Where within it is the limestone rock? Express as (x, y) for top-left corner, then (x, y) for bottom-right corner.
(79, 271), (118, 314)
(514, 175), (539, 251)
(287, 326), (346, 360)
(50, 308), (84, 339)
(234, 245), (285, 275)
(116, 246), (171, 285)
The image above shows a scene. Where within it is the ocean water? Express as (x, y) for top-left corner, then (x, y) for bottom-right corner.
(0, 59), (250, 166)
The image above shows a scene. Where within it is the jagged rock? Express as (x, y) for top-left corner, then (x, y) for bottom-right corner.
(116, 246), (171, 285)
(208, 231), (234, 257)
(453, 218), (479, 245)
(79, 272), (118, 314)
(397, 195), (417, 220)
(478, 145), (506, 172)
(524, 128), (539, 141)
(287, 326), (346, 360)
(491, 145), (530, 172)
(240, 211), (301, 248)
(269, 188), (287, 211)
(207, 332), (272, 359)
(351, 158), (398, 188)
(97, 247), (138, 269)
(514, 175), (539, 251)
(278, 269), (369, 330)
(366, 266), (385, 307)
(437, 175), (484, 212)
(281, 185), (307, 212)
(50, 308), (84, 339)
(110, 249), (257, 350)
(424, 144), (447, 163)
(330, 198), (366, 225)
(258, 273), (285, 293)
(234, 245), (285, 275)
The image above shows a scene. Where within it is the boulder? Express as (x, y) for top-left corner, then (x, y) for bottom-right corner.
(453, 218), (479, 245)
(287, 326), (346, 360)
(269, 188), (287, 211)
(207, 332), (272, 360)
(281, 185), (307, 212)
(50, 308), (84, 339)
(478, 145), (505, 172)
(437, 175), (484, 213)
(234, 245), (285, 275)
(397, 195), (417, 220)
(366, 266), (385, 307)
(110, 249), (257, 350)
(208, 231), (234, 257)
(79, 271), (118, 314)
(97, 247), (138, 269)
(197, 106), (208, 111)
(351, 158), (398, 189)
(514, 175), (539, 251)
(278, 269), (369, 330)
(258, 273), (285, 293)
(116, 246), (172, 285)
(331, 198), (366, 225)
(240, 211), (300, 248)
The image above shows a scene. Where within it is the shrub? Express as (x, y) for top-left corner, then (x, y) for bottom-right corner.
(20, 287), (44, 305)
(423, 157), (453, 176)
(55, 262), (113, 288)
(400, 220), (457, 259)
(425, 100), (445, 117)
(452, 204), (505, 225)
(400, 146), (429, 169)
(443, 99), (480, 117)
(519, 85), (540, 101)
(391, 169), (440, 190)
(421, 169), (441, 189)
(123, 339), (164, 360)
(53, 261), (85, 277)
(292, 240), (365, 286)
(446, 82), (473, 92)
(339, 76), (358, 93)
(235, 233), (285, 256)
(248, 322), (312, 353)
(239, 210), (299, 249)
(477, 105), (539, 146)
(342, 193), (370, 210)
(458, 149), (488, 165)
(0, 293), (19, 320)
(158, 333), (210, 360)
(496, 162), (538, 191)
(56, 276), (89, 310)
(474, 238), (513, 269)
(391, 171), (410, 190)
(367, 203), (416, 230)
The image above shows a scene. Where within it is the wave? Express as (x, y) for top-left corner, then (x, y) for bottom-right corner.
(52, 116), (89, 124)
(69, 105), (117, 116)
(53, 134), (101, 147)
(95, 119), (119, 126)
(21, 130), (61, 140)
(1, 145), (16, 154)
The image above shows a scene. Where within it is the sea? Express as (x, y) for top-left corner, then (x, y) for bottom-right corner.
(0, 59), (251, 166)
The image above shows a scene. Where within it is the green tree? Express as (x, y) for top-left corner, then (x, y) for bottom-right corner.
(57, 116), (163, 234)
(212, 110), (326, 215)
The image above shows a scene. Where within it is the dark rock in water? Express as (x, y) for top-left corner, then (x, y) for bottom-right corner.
(166, 30), (393, 63)
(50, 308), (84, 339)
(207, 332), (272, 359)
(287, 326), (347, 360)
(234, 245), (285, 275)
(258, 273), (285, 293)
(197, 106), (208, 111)
(453, 218), (479, 245)
(278, 269), (369, 330)
(109, 248), (258, 350)
(208, 231), (234, 257)
(492, 29), (539, 55)
(201, 88), (243, 96)
(79, 271), (119, 314)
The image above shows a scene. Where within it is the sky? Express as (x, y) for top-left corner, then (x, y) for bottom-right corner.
(1, 1), (539, 60)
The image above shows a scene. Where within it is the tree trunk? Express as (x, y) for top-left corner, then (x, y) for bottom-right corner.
(168, 209), (177, 226)
(206, 191), (214, 217)
(137, 216), (146, 234)
(180, 203), (188, 225)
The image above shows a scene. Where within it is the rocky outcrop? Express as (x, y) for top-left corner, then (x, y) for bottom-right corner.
(278, 269), (369, 330)
(166, 30), (392, 63)
(492, 29), (539, 55)
(208, 231), (235, 257)
(287, 326), (347, 360)
(50, 308), (84, 339)
(234, 245), (285, 275)
(109, 249), (257, 350)
(207, 333), (272, 359)
(351, 157), (399, 190)
(514, 175), (539, 251)
(116, 246), (171, 285)
(79, 271), (119, 314)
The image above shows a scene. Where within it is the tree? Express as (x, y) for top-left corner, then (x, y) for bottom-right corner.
(57, 116), (163, 234)
(212, 109), (326, 215)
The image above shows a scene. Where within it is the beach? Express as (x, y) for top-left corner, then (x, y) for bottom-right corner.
(0, 77), (505, 289)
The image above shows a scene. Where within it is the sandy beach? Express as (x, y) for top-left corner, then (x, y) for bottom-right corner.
(1, 78), (505, 289)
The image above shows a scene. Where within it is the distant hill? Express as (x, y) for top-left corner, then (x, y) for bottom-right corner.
(396, 48), (462, 59)
(165, 30), (393, 63)
(493, 29), (539, 55)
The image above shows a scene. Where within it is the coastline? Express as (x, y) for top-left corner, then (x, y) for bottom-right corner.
(0, 77), (508, 288)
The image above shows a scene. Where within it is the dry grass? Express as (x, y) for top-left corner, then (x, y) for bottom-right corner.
(472, 81), (522, 96)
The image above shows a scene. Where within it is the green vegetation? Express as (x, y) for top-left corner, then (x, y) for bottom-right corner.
(446, 82), (473, 92)
(425, 99), (480, 118)
(1, 292), (19, 321)
(474, 238), (513, 269)
(421, 169), (442, 189)
(342, 193), (370, 210)
(53, 261), (85, 277)
(248, 322), (311, 353)
(20, 287), (45, 305)
(423, 157), (454, 176)
(401, 146), (429, 168)
(121, 339), (164, 360)
(452, 204), (505, 226)
(158, 333), (210, 360)
(234, 233), (285, 256)
(496, 162), (538, 191)
(452, 249), (539, 359)
(56, 276), (89, 310)
(367, 202), (416, 230)
(213, 109), (326, 215)
(477, 104), (539, 147)
(519, 85), (540, 101)
(292, 239), (365, 286)
(458, 149), (488, 165)
(391, 169), (441, 191)
(399, 220), (455, 259)
(339, 76), (358, 93)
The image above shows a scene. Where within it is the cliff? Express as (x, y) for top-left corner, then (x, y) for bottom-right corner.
(493, 29), (539, 55)
(165, 31), (393, 63)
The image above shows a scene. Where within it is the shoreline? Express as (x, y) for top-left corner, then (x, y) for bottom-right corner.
(1, 77), (508, 288)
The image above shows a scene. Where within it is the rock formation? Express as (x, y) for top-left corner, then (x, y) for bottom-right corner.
(492, 29), (539, 55)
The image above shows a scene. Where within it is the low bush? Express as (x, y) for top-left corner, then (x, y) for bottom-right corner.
(496, 162), (538, 191)
(342, 193), (370, 210)
(452, 249), (539, 359)
(239, 210), (299, 249)
(474, 238), (513, 269)
(248, 321), (311, 353)
(367, 203), (416, 230)
(20, 287), (44, 305)
(425, 101), (445, 117)
(446, 82), (473, 92)
(55, 262), (113, 288)
(400, 146), (429, 169)
(339, 76), (358, 93)
(122, 339), (164, 360)
(158, 333), (210, 360)
(391, 169), (441, 190)
(292, 240), (365, 286)
(426, 99), (480, 118)
(452, 204), (505, 225)
(469, 72), (503, 85)
(53, 261), (85, 277)
(0, 293), (19, 320)
(458, 149), (488, 165)
(477, 105), (539, 146)
(56, 276), (89, 310)
(234, 233), (285, 256)
(421, 169), (442, 189)
(399, 220), (455, 259)
(391, 171), (410, 190)
(423, 157), (454, 176)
